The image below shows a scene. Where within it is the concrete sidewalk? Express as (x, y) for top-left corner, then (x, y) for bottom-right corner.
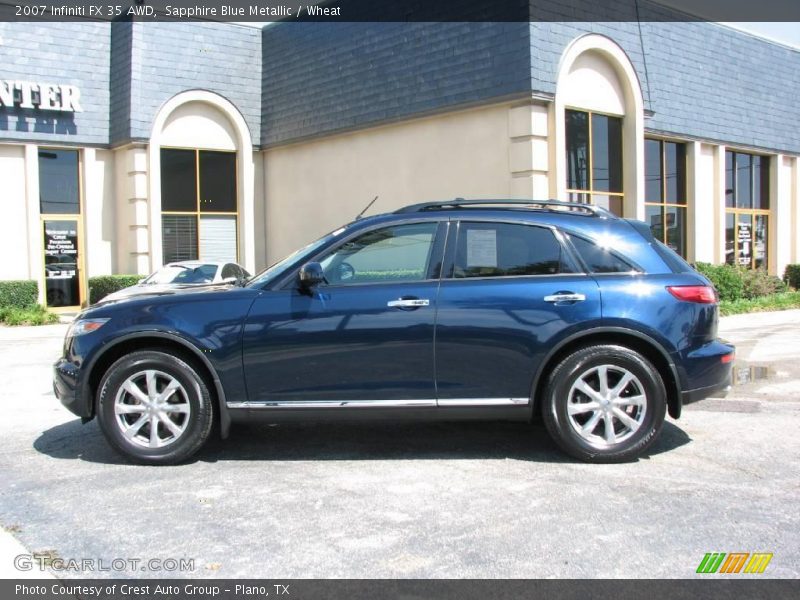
(0, 528), (54, 579)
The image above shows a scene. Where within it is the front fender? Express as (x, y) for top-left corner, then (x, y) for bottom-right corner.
(80, 330), (233, 438)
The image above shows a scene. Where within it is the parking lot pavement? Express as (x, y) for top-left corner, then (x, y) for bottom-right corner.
(0, 312), (798, 580)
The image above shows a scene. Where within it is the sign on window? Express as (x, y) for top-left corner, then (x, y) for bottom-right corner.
(466, 229), (497, 268)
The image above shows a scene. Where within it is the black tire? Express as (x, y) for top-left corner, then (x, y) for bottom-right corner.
(542, 344), (666, 463)
(96, 350), (214, 465)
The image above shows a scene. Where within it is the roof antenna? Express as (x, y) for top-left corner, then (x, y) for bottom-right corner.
(355, 195), (379, 220)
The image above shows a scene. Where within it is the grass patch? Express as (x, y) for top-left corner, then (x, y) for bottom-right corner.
(0, 305), (60, 326)
(720, 291), (800, 316)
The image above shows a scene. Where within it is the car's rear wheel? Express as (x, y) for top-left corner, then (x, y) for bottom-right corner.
(96, 350), (214, 465)
(542, 344), (666, 463)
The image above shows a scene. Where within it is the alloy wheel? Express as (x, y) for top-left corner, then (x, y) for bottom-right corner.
(113, 369), (191, 449)
(566, 364), (648, 449)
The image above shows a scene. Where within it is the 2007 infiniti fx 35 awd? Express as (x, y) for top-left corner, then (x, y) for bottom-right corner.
(54, 199), (734, 464)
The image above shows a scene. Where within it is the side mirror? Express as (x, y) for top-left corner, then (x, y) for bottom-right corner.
(221, 276), (238, 285)
(298, 261), (326, 289)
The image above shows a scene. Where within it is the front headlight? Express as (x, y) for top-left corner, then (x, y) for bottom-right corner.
(66, 318), (110, 337)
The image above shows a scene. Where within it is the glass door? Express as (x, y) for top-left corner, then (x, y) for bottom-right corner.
(43, 218), (82, 308)
(39, 148), (85, 309)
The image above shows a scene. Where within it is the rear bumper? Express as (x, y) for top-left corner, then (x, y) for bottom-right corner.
(679, 339), (735, 406)
(681, 378), (732, 405)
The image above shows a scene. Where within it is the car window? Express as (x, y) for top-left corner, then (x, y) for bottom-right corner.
(172, 264), (218, 283)
(246, 227), (349, 288)
(452, 222), (573, 278)
(221, 264), (238, 280)
(565, 233), (636, 273)
(143, 263), (218, 284)
(320, 222), (438, 285)
(653, 240), (693, 273)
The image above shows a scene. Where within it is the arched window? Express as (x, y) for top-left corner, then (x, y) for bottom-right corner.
(148, 91), (255, 272)
(555, 35), (645, 219)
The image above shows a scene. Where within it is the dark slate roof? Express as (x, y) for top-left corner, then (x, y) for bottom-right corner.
(0, 22), (111, 146)
(261, 21), (532, 147)
(1, 12), (797, 154)
(262, 17), (800, 154)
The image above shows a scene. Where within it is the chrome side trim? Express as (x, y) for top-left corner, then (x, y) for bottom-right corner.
(227, 399), (437, 409)
(227, 398), (530, 409)
(437, 398), (530, 407)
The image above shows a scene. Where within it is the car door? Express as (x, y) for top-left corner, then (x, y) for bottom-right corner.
(434, 219), (601, 405)
(242, 220), (446, 404)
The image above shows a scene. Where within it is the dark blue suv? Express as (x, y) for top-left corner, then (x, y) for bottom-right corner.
(54, 200), (733, 464)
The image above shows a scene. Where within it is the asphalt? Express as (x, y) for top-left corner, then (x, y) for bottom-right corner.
(0, 312), (798, 579)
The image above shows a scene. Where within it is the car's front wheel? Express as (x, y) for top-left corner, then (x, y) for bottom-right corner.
(96, 350), (214, 465)
(542, 344), (666, 463)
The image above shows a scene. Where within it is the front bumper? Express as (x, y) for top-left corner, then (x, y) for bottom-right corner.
(53, 358), (90, 418)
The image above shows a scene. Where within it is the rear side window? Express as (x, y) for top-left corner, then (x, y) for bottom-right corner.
(566, 233), (636, 273)
(653, 240), (693, 273)
(453, 222), (573, 278)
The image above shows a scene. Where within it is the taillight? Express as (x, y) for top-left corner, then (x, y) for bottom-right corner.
(666, 285), (718, 304)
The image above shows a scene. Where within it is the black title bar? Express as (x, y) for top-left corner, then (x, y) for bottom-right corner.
(1, 0), (800, 23)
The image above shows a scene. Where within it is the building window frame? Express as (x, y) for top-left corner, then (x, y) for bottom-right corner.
(724, 150), (770, 270)
(38, 146), (87, 310)
(644, 137), (688, 258)
(564, 108), (624, 216)
(160, 146), (239, 265)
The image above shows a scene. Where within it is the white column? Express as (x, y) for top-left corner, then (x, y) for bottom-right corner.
(239, 147), (256, 273)
(689, 142), (716, 263)
(624, 111), (645, 221)
(713, 145), (727, 264)
(0, 145), (31, 281)
(253, 149), (267, 271)
(82, 148), (117, 277)
(507, 103), (550, 199)
(772, 154), (792, 278)
(114, 145), (150, 275)
(793, 156), (800, 265)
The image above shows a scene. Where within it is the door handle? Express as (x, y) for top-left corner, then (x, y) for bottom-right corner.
(387, 298), (430, 309)
(543, 292), (586, 303)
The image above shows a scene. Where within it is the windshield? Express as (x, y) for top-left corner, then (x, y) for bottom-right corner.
(143, 264), (219, 285)
(246, 227), (348, 288)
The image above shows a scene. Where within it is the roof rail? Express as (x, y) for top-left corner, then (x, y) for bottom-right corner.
(393, 198), (615, 217)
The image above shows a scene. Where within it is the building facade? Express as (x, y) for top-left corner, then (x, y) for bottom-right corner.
(1, 13), (799, 309)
